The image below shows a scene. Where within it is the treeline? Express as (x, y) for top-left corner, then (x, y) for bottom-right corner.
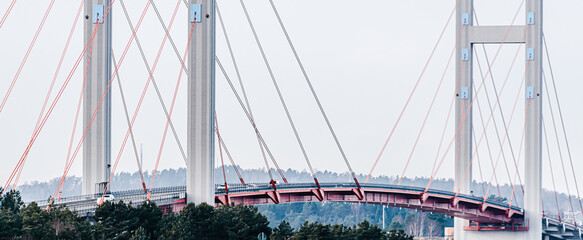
(0, 189), (413, 240)
(257, 201), (452, 237)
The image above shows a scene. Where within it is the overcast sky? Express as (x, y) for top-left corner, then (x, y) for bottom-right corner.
(1, 0), (583, 195)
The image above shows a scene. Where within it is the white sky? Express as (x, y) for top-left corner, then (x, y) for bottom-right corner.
(1, 0), (583, 195)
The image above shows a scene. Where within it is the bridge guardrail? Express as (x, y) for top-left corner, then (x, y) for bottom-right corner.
(31, 182), (520, 214)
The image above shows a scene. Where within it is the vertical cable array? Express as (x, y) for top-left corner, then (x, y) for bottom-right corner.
(543, 118), (562, 221)
(238, 0), (312, 185)
(147, 3), (193, 199)
(474, 10), (523, 191)
(112, 51), (148, 193)
(425, 0), (526, 193)
(399, 19), (465, 185)
(48, 0), (153, 203)
(11, 0), (85, 190)
(215, 57), (288, 183)
(119, 0), (188, 165)
(216, 3), (277, 184)
(543, 35), (583, 215)
(3, 0), (120, 194)
(367, 0), (462, 183)
(267, 0), (361, 187)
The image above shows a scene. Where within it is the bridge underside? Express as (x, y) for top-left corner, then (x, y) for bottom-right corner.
(215, 186), (524, 225)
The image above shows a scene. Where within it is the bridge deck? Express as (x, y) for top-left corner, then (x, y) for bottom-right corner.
(35, 183), (520, 223)
(30, 183), (583, 238)
(217, 183), (523, 224)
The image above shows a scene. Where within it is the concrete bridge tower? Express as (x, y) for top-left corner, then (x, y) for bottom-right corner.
(81, 0), (217, 203)
(454, 0), (542, 239)
(82, 0), (112, 196)
(186, 0), (216, 204)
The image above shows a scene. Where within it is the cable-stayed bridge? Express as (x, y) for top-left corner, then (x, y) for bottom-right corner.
(0, 0), (581, 239)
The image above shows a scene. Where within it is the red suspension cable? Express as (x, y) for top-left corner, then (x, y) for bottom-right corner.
(53, 35), (96, 201)
(464, 52), (530, 201)
(472, 126), (486, 195)
(49, 0), (153, 203)
(0, 0), (17, 31)
(215, 114), (229, 194)
(0, 0), (56, 114)
(472, 81), (503, 198)
(2, 0), (117, 196)
(12, 0), (86, 190)
(218, 137), (245, 184)
(507, 98), (531, 208)
(366, 0), (462, 183)
(477, 33), (531, 201)
(147, 4), (192, 200)
(398, 23), (465, 185)
(425, 2), (526, 194)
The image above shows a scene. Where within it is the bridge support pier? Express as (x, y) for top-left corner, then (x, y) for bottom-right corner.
(186, 0), (216, 205)
(524, 0), (543, 239)
(454, 0), (542, 239)
(82, 0), (112, 196)
(454, 0), (474, 238)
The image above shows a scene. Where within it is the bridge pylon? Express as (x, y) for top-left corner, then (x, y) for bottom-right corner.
(454, 0), (542, 239)
(82, 0), (112, 196)
(186, 0), (216, 205)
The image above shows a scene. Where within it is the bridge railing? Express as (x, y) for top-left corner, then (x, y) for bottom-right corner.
(31, 182), (520, 213)
(215, 182), (521, 211)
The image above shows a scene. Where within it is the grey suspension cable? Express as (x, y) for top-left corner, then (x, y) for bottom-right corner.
(238, 0), (318, 182)
(218, 135), (245, 183)
(542, 72), (574, 210)
(543, 34), (583, 214)
(474, 11), (523, 190)
(150, 0), (188, 75)
(473, 47), (521, 193)
(473, 85), (503, 198)
(471, 125), (486, 195)
(216, 2), (278, 180)
(112, 51), (147, 192)
(119, 0), (187, 165)
(266, 0), (359, 184)
(216, 57), (278, 181)
(542, 117), (562, 219)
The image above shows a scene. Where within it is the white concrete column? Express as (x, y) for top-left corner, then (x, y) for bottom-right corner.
(186, 0), (216, 204)
(455, 0), (543, 239)
(454, 0), (473, 239)
(524, 0), (543, 239)
(83, 0), (112, 196)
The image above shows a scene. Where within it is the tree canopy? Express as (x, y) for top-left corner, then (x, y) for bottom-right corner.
(0, 189), (417, 240)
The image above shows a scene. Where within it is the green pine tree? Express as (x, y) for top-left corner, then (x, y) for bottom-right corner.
(21, 202), (54, 240)
(355, 220), (387, 240)
(292, 221), (334, 240)
(130, 227), (150, 240)
(271, 220), (294, 240)
(387, 229), (413, 240)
